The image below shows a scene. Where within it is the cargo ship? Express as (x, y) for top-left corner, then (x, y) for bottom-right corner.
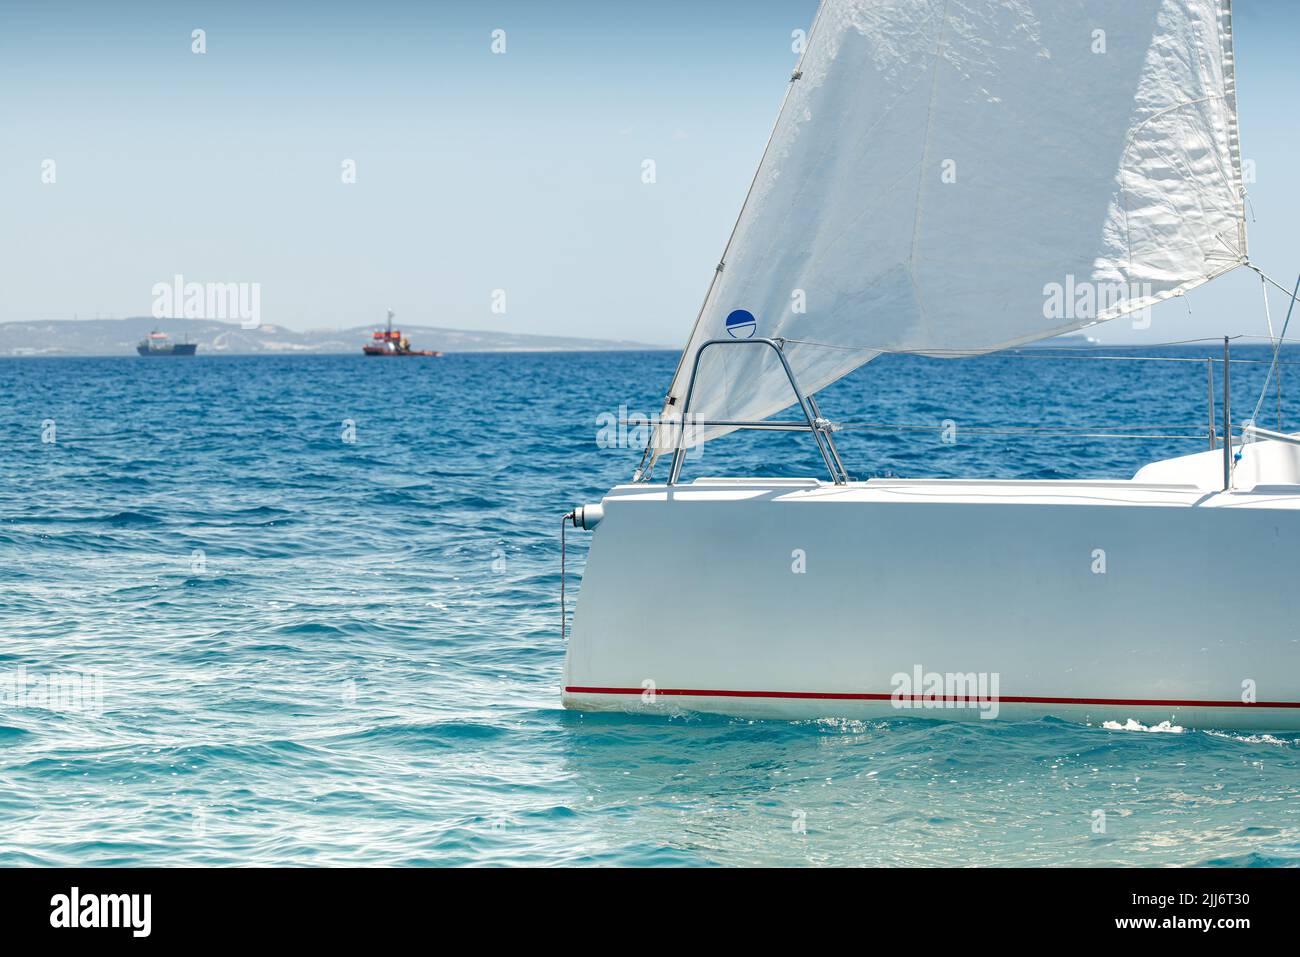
(136, 331), (197, 356)
(362, 309), (442, 356)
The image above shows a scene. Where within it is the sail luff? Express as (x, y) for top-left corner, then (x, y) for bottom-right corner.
(652, 1), (831, 431)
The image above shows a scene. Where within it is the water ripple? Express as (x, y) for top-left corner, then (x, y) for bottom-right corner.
(1, 350), (1298, 865)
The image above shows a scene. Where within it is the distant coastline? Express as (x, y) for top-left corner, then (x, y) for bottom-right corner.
(0, 317), (670, 357)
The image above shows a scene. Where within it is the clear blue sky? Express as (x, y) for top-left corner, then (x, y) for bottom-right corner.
(1, 0), (1296, 345)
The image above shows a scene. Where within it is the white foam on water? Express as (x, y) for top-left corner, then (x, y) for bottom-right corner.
(1204, 730), (1300, 747)
(1102, 718), (1185, 734)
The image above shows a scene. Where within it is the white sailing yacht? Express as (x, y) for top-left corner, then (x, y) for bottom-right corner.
(562, 0), (1300, 730)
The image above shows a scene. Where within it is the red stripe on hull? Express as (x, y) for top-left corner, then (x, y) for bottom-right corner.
(563, 687), (1300, 709)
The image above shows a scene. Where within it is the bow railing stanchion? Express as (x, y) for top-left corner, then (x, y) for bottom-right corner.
(666, 337), (847, 486)
(1224, 337), (1232, 490)
(1207, 358), (1217, 450)
(807, 393), (849, 483)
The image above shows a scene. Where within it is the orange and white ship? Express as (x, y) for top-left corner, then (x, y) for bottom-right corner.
(362, 309), (442, 357)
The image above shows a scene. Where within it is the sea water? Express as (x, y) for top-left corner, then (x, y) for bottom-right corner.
(1, 347), (1298, 866)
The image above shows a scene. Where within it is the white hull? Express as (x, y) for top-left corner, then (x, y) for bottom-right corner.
(564, 445), (1300, 730)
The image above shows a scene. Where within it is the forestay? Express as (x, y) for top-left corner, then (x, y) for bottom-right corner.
(649, 0), (1247, 462)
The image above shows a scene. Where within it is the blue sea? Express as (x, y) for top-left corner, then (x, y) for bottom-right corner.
(2, 346), (1299, 867)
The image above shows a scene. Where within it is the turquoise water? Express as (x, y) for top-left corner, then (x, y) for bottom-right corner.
(2, 348), (1299, 866)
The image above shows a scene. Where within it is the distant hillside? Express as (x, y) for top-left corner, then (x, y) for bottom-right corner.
(0, 317), (668, 356)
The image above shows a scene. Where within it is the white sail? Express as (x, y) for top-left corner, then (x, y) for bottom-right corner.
(650, 0), (1246, 461)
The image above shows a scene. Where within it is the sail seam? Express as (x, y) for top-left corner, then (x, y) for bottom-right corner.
(1220, 0), (1248, 257)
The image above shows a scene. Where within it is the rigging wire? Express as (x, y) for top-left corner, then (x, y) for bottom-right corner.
(1246, 273), (1300, 438)
(775, 333), (1300, 358)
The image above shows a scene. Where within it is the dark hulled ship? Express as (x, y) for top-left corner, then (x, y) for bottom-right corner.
(137, 331), (198, 356)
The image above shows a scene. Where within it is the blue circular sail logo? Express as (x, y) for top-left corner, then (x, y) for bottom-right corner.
(725, 309), (757, 339)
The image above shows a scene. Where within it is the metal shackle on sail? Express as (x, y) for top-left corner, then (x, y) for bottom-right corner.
(648, 0), (1247, 465)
